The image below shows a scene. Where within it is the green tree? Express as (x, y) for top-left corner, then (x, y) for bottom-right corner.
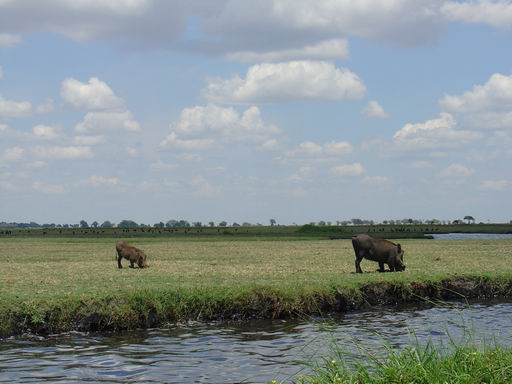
(177, 220), (190, 227)
(79, 220), (88, 228)
(118, 220), (138, 228)
(464, 215), (475, 224)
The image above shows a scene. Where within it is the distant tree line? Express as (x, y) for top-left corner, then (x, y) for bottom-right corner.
(0, 215), (487, 229)
(0, 219), (267, 229)
(302, 216), (482, 226)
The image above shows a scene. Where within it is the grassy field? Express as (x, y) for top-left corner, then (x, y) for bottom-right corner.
(1, 237), (512, 335)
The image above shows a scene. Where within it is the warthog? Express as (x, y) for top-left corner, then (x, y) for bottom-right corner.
(352, 234), (405, 273)
(116, 240), (148, 269)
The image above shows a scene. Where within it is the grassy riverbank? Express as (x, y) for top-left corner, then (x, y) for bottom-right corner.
(1, 237), (512, 336)
(297, 344), (512, 383)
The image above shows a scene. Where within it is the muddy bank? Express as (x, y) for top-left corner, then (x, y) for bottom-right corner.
(2, 276), (512, 337)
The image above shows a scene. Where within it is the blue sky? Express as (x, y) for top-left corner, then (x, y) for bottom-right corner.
(1, 0), (512, 225)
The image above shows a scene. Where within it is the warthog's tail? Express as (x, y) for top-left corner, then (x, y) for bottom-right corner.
(351, 237), (358, 251)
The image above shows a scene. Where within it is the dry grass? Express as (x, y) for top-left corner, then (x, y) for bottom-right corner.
(2, 237), (512, 301)
(1, 237), (512, 336)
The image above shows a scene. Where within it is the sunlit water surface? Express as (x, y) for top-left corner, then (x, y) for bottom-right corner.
(2, 301), (512, 383)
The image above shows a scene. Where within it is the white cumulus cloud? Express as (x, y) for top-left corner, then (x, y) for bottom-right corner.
(34, 146), (93, 159)
(0, 33), (21, 48)
(162, 104), (280, 150)
(83, 175), (121, 187)
(211, 0), (444, 49)
(32, 181), (65, 194)
(362, 100), (390, 118)
(2, 146), (25, 162)
(36, 99), (55, 113)
(411, 160), (433, 168)
(62, 77), (141, 135)
(480, 179), (512, 190)
(61, 77), (124, 110)
(190, 175), (220, 197)
(75, 111), (140, 132)
(440, 73), (512, 130)
(203, 61), (366, 103)
(393, 112), (481, 149)
(32, 125), (58, 140)
(25, 161), (47, 169)
(0, 0), (447, 59)
(0, 96), (32, 117)
(440, 163), (474, 178)
(73, 135), (105, 145)
(288, 166), (313, 182)
(362, 175), (391, 186)
(160, 132), (215, 151)
(440, 73), (512, 113)
(0, 1), (193, 46)
(151, 160), (178, 171)
(286, 140), (353, 158)
(227, 39), (349, 63)
(331, 163), (365, 176)
(126, 147), (139, 157)
(442, 1), (512, 29)
(259, 138), (279, 151)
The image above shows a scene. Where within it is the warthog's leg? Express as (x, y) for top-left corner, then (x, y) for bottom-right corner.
(117, 253), (123, 269)
(378, 262), (386, 272)
(387, 255), (396, 272)
(355, 252), (364, 273)
(129, 260), (135, 268)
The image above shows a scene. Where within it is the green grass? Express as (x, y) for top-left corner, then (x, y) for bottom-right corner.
(295, 343), (512, 384)
(1, 237), (512, 335)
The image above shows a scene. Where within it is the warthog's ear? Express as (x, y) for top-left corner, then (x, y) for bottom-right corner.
(397, 243), (402, 253)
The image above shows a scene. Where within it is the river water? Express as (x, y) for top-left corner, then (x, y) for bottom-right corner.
(432, 233), (512, 240)
(1, 301), (512, 383)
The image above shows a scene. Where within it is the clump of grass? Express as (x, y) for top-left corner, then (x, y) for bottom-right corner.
(296, 343), (512, 384)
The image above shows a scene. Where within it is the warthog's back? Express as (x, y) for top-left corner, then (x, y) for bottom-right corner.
(352, 234), (405, 273)
(352, 234), (399, 261)
(115, 240), (148, 268)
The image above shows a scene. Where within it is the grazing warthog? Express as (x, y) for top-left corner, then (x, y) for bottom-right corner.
(352, 234), (405, 273)
(116, 240), (148, 269)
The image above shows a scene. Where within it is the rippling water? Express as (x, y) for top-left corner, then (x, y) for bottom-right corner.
(2, 301), (512, 383)
(432, 233), (512, 240)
